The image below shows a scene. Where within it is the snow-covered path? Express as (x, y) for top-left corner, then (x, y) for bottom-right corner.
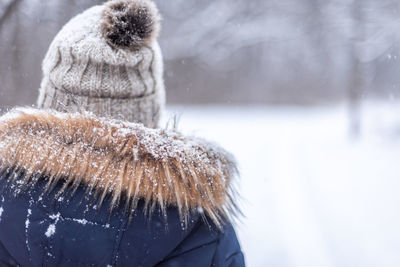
(165, 103), (400, 267)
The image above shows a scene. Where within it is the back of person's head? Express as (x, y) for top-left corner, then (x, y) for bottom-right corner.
(37, 0), (165, 128)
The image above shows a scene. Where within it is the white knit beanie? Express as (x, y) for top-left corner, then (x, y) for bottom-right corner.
(37, 0), (165, 128)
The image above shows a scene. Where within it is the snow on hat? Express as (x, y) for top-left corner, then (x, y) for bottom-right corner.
(37, 0), (165, 128)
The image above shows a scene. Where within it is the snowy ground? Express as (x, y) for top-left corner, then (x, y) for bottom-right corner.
(165, 102), (400, 267)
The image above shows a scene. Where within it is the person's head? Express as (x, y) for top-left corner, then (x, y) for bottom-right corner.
(37, 0), (165, 128)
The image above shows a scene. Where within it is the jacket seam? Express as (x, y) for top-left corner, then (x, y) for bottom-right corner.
(155, 219), (204, 265)
(210, 231), (222, 266)
(225, 251), (243, 262)
(156, 239), (218, 266)
(111, 217), (128, 266)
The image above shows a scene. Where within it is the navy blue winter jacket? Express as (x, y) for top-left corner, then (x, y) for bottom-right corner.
(0, 108), (245, 267)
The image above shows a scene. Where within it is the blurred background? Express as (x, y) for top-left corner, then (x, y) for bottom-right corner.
(1, 0), (400, 266)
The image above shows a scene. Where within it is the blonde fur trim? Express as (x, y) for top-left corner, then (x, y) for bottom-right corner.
(0, 108), (239, 227)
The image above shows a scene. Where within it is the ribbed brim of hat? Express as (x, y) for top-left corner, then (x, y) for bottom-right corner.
(38, 87), (162, 128)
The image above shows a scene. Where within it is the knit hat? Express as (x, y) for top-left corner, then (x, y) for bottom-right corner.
(37, 0), (165, 128)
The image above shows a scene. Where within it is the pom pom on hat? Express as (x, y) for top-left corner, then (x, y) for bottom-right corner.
(102, 0), (161, 50)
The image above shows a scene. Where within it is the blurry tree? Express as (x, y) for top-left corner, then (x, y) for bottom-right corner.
(348, 0), (365, 137)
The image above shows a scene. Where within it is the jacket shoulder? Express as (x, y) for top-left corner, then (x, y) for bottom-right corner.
(157, 222), (245, 267)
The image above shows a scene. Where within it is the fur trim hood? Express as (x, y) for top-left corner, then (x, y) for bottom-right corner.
(0, 108), (239, 227)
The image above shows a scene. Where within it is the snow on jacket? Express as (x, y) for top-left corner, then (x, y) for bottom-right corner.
(0, 108), (244, 267)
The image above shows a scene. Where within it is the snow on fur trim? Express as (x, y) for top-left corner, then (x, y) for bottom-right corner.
(0, 108), (239, 228)
(102, 0), (161, 50)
